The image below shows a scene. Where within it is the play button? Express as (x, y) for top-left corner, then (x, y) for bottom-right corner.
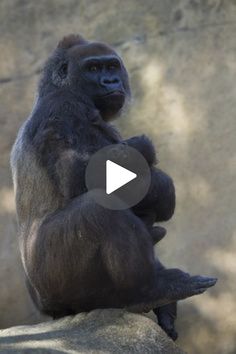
(85, 144), (151, 210)
(106, 160), (137, 194)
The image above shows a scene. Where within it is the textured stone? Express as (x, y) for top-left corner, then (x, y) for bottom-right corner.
(0, 309), (185, 354)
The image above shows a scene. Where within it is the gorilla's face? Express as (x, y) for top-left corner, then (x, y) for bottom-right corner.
(80, 53), (128, 120)
(50, 40), (130, 121)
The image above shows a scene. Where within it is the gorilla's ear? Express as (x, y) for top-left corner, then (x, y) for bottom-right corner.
(52, 61), (68, 87)
(57, 34), (88, 49)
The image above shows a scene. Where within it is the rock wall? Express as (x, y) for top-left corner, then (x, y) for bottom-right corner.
(0, 1), (236, 353)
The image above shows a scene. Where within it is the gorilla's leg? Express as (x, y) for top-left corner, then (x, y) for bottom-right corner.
(29, 192), (216, 318)
(79, 193), (217, 311)
(150, 260), (178, 341)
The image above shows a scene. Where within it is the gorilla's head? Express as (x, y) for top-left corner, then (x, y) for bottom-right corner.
(39, 34), (131, 121)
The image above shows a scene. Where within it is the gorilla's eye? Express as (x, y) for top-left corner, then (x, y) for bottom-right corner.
(108, 61), (120, 71)
(89, 65), (99, 72)
(108, 65), (116, 71)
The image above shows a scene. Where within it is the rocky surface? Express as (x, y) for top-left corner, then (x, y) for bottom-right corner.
(0, 309), (185, 354)
(0, 1), (236, 353)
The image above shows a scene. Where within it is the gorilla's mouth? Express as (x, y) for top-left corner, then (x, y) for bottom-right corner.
(103, 90), (125, 97)
(95, 91), (125, 121)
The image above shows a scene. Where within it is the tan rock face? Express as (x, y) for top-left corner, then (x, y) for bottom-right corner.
(0, 1), (235, 353)
(0, 309), (186, 354)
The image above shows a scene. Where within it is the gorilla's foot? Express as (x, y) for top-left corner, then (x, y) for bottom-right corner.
(150, 226), (166, 245)
(153, 303), (178, 341)
(126, 269), (217, 313)
(157, 269), (217, 302)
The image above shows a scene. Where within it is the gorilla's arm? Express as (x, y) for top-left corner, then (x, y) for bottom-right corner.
(34, 117), (175, 225)
(32, 116), (87, 199)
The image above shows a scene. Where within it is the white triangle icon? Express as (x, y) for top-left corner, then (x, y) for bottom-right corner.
(106, 160), (137, 195)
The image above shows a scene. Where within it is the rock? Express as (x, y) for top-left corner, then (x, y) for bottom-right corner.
(0, 309), (185, 354)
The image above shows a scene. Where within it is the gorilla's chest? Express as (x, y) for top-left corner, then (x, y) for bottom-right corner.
(74, 119), (121, 155)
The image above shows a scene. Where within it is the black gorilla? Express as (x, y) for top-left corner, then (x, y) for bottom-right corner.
(10, 34), (216, 340)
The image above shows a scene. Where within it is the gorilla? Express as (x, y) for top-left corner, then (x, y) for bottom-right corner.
(10, 34), (216, 341)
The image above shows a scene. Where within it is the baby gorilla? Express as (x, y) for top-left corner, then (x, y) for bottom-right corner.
(11, 34), (217, 341)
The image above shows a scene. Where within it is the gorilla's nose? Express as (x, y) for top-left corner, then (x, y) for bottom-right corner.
(100, 76), (121, 90)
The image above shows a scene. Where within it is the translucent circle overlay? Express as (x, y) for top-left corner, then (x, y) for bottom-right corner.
(85, 144), (151, 210)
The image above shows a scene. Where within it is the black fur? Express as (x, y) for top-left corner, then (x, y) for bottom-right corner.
(10, 34), (217, 341)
